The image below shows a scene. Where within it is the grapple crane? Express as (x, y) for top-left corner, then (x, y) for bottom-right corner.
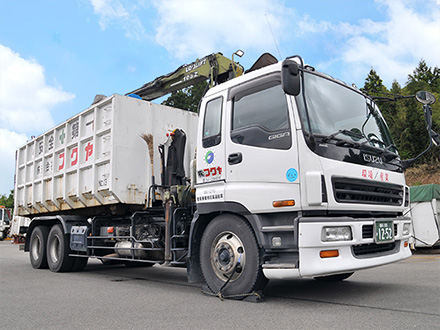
(127, 52), (244, 101)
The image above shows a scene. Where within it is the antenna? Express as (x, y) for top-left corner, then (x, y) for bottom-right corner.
(265, 14), (282, 59)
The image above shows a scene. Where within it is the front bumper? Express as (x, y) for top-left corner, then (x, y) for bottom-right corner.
(262, 217), (412, 280)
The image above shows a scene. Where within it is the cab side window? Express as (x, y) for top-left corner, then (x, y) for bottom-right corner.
(202, 97), (223, 148)
(231, 82), (291, 149)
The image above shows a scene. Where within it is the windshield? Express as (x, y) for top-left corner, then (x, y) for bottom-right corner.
(296, 72), (397, 153)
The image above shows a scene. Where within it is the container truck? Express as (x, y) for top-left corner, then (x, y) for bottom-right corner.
(14, 52), (438, 298)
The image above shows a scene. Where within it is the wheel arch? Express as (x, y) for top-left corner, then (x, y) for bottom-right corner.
(187, 202), (264, 283)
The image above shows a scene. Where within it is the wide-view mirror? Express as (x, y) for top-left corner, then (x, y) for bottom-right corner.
(415, 91), (436, 105)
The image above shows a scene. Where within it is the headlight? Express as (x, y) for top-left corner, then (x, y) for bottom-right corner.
(402, 223), (411, 236)
(321, 226), (352, 242)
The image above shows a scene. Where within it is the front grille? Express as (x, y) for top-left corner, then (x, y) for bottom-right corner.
(362, 224), (398, 239)
(333, 177), (403, 206)
(352, 242), (397, 256)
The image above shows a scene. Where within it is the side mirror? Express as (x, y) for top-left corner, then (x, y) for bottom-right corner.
(281, 60), (301, 96)
(415, 91), (436, 105)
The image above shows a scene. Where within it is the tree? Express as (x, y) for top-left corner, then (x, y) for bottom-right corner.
(162, 80), (208, 113)
(385, 80), (408, 151)
(362, 68), (387, 97)
(0, 190), (14, 209)
(407, 60), (440, 90)
(390, 80), (401, 94)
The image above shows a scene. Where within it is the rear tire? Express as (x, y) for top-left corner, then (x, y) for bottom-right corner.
(200, 214), (267, 296)
(47, 224), (74, 272)
(29, 226), (49, 269)
(314, 272), (354, 282)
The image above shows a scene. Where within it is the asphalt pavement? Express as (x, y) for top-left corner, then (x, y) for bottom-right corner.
(0, 241), (439, 330)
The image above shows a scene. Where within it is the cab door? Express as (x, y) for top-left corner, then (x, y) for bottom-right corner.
(224, 76), (300, 213)
(195, 92), (227, 205)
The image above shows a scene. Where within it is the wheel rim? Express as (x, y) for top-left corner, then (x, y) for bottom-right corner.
(49, 234), (61, 263)
(210, 231), (246, 282)
(31, 235), (41, 260)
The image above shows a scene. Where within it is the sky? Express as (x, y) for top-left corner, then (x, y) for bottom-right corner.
(0, 0), (439, 194)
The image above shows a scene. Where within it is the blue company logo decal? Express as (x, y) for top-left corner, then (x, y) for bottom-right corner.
(286, 168), (298, 182)
(205, 150), (215, 165)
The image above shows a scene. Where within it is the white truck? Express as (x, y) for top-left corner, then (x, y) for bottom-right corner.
(0, 206), (11, 240)
(15, 53), (438, 298)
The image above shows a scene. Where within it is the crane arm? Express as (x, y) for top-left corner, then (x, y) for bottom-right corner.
(127, 53), (244, 101)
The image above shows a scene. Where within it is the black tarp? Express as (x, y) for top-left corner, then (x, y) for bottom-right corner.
(246, 53), (278, 73)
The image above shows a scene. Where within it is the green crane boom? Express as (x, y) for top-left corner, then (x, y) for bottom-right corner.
(127, 53), (244, 101)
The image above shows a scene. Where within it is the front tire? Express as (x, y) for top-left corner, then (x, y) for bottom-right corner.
(47, 224), (74, 272)
(200, 214), (267, 296)
(29, 226), (49, 269)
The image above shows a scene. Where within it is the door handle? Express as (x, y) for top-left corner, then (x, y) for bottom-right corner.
(228, 152), (242, 165)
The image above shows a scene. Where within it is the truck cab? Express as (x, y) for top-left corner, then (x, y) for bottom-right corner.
(0, 206), (11, 240)
(194, 58), (411, 286)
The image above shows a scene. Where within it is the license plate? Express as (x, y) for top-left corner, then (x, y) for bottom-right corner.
(375, 221), (394, 244)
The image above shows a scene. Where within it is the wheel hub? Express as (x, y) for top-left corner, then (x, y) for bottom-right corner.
(211, 232), (245, 282)
(218, 248), (231, 264)
(31, 235), (41, 260)
(49, 234), (61, 263)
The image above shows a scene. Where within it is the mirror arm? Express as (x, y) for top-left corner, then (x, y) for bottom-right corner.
(431, 130), (440, 146)
(424, 104), (433, 129)
(402, 105), (435, 169)
(401, 140), (432, 169)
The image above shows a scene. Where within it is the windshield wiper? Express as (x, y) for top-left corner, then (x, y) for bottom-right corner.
(379, 144), (399, 161)
(357, 140), (400, 163)
(385, 144), (398, 152)
(321, 129), (401, 162)
(364, 136), (399, 157)
(321, 129), (365, 143)
(367, 136), (386, 147)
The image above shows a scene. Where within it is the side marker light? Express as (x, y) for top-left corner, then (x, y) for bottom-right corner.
(273, 200), (295, 207)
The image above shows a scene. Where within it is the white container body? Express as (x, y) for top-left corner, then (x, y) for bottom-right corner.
(410, 199), (440, 247)
(15, 94), (198, 216)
